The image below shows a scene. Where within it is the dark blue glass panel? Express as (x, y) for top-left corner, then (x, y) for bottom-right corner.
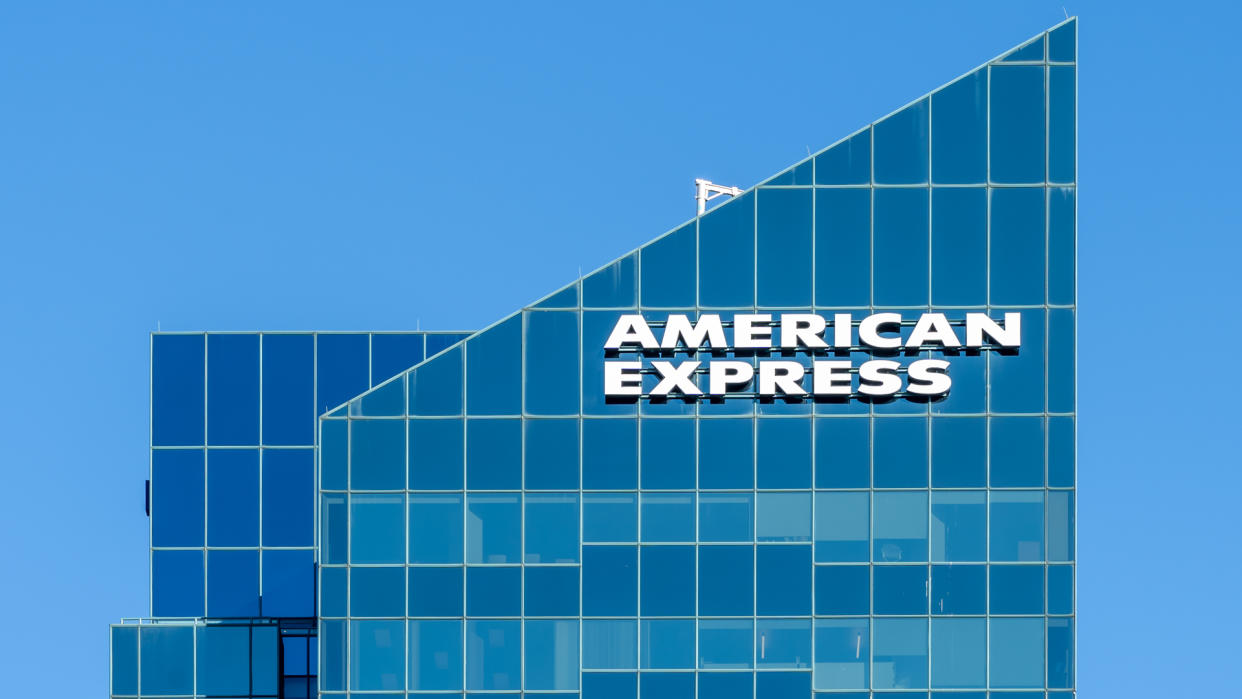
(931, 348), (985, 414)
(874, 98), (929, 184)
(815, 417), (868, 487)
(526, 493), (579, 562)
(351, 619), (405, 690)
(756, 671), (810, 698)
(641, 223), (696, 307)
(534, 285), (578, 309)
(641, 418), (694, 489)
(409, 566), (463, 616)
(873, 417), (928, 488)
(641, 619), (696, 669)
(351, 566), (405, 617)
(699, 545), (753, 616)
(410, 494), (463, 563)
(641, 545), (695, 616)
(351, 419), (405, 490)
(582, 672), (637, 699)
(140, 625), (194, 695)
(466, 493), (521, 563)
(700, 493), (753, 542)
(699, 191), (755, 308)
(932, 70), (987, 184)
(207, 334), (259, 445)
(699, 418), (753, 489)
(262, 449), (313, 546)
(756, 545), (812, 615)
(931, 492), (986, 562)
(990, 187), (1045, 305)
(814, 188), (870, 307)
(642, 493), (695, 542)
(467, 418), (521, 489)
(351, 493), (405, 564)
(467, 565), (521, 616)
(931, 564), (986, 614)
(584, 253), (637, 308)
(583, 493), (637, 542)
(207, 549), (259, 617)
(111, 625), (138, 695)
(409, 418), (464, 490)
(1049, 187), (1075, 305)
(583, 311), (637, 415)
(815, 564), (869, 615)
(1049, 20), (1076, 62)
(321, 565), (346, 617)
(699, 671), (754, 698)
(816, 128), (870, 184)
(1001, 36), (1044, 61)
(262, 334), (314, 445)
(426, 332), (469, 356)
(874, 565), (929, 614)
(525, 311), (580, 415)
(583, 418), (637, 489)
(931, 417), (985, 487)
(640, 671), (694, 698)
(815, 491), (869, 563)
(1050, 66), (1075, 183)
(371, 333), (424, 384)
(526, 418), (579, 489)
(873, 617), (928, 689)
(466, 315), (521, 415)
(766, 158), (813, 185)
(409, 345), (463, 416)
(874, 188), (929, 306)
(756, 417), (811, 488)
(316, 333), (369, 415)
(1048, 417), (1074, 487)
(757, 188), (813, 307)
(151, 550), (203, 617)
(699, 619), (754, 669)
(990, 309), (1044, 413)
(990, 417), (1044, 487)
(152, 334), (204, 446)
(410, 620), (463, 690)
(262, 549), (314, 617)
(990, 65), (1045, 184)
(1048, 564), (1073, 614)
(990, 564), (1044, 614)
(1049, 308), (1074, 413)
(152, 449), (204, 547)
(321, 419), (347, 490)
(525, 566), (579, 616)
(1049, 618), (1074, 688)
(931, 187), (987, 304)
(582, 545), (637, 616)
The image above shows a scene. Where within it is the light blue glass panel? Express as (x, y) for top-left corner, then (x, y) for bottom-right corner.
(320, 619), (347, 692)
(757, 492), (811, 542)
(700, 492), (754, 542)
(641, 223), (696, 307)
(757, 187), (813, 307)
(526, 493), (579, 563)
(990, 65), (1045, 184)
(930, 618), (985, 688)
(814, 491), (868, 562)
(196, 625), (249, 696)
(641, 619), (696, 669)
(990, 618), (1045, 688)
(321, 566), (346, 617)
(931, 188), (986, 305)
(467, 493), (521, 563)
(757, 619), (812, 669)
(526, 620), (580, 690)
(525, 311), (580, 415)
(111, 626), (138, 696)
(874, 98), (929, 184)
(139, 625), (194, 696)
(351, 494), (404, 564)
(874, 491), (928, 562)
(410, 494), (463, 563)
(815, 129), (870, 185)
(990, 491), (1044, 562)
(1048, 490), (1074, 561)
(252, 625), (277, 695)
(699, 191), (755, 307)
(1050, 65), (1075, 183)
(410, 620), (462, 690)
(1049, 187), (1075, 305)
(873, 617), (928, 690)
(699, 619), (754, 669)
(1048, 417), (1074, 487)
(321, 493), (347, 565)
(583, 619), (637, 669)
(409, 345), (462, 416)
(932, 70), (987, 184)
(353, 376), (403, 417)
(1049, 618), (1074, 688)
(351, 619), (404, 691)
(321, 418), (347, 490)
(815, 189), (870, 307)
(583, 493), (637, 542)
(466, 315), (522, 415)
(813, 619), (869, 690)
(874, 188), (929, 306)
(990, 187), (1045, 306)
(584, 253), (637, 308)
(931, 491), (986, 562)
(641, 492), (695, 542)
(351, 419), (405, 491)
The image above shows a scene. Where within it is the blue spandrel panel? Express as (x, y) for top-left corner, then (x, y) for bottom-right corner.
(207, 449), (258, 546)
(262, 334), (314, 446)
(584, 253), (637, 308)
(152, 550), (203, 618)
(207, 549), (260, 617)
(1050, 65), (1075, 184)
(426, 332), (470, 356)
(874, 98), (929, 184)
(931, 188), (986, 305)
(990, 65), (1046, 184)
(874, 188), (929, 306)
(525, 311), (580, 415)
(207, 333), (259, 445)
(640, 223), (696, 307)
(815, 188), (870, 307)
(152, 334), (204, 446)
(152, 449), (204, 547)
(262, 549), (315, 617)
(1049, 187), (1076, 305)
(1049, 19), (1076, 62)
(757, 187), (813, 307)
(371, 333), (425, 384)
(990, 187), (1045, 306)
(815, 128), (870, 185)
(932, 70), (987, 184)
(262, 449), (313, 546)
(699, 191), (754, 308)
(466, 315), (521, 415)
(140, 625), (194, 695)
(317, 333), (370, 415)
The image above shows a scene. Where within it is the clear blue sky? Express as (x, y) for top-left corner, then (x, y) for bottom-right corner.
(1, 2), (1236, 695)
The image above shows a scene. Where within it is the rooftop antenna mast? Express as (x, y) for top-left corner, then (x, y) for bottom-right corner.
(694, 178), (744, 215)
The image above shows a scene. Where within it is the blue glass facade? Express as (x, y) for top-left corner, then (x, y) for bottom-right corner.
(112, 19), (1074, 699)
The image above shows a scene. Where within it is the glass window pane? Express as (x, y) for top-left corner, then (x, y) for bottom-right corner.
(1049, 19), (1075, 61)
(815, 417), (868, 487)
(641, 620), (696, 669)
(321, 493), (347, 565)
(931, 564), (986, 615)
(1050, 308), (1075, 413)
(990, 309), (1044, 413)
(350, 620), (404, 691)
(466, 620), (520, 690)
(466, 316), (521, 415)
(930, 618), (985, 688)
(533, 284), (577, 309)
(409, 344), (462, 416)
(525, 566), (579, 617)
(932, 70), (987, 184)
(699, 619), (754, 669)
(757, 418), (811, 488)
(700, 493), (754, 542)
(351, 566), (405, 618)
(207, 333), (259, 446)
(699, 191), (755, 307)
(931, 417), (985, 487)
(207, 549), (259, 617)
(351, 494), (404, 564)
(757, 492), (811, 542)
(320, 565), (346, 618)
(466, 493), (520, 563)
(757, 188), (813, 307)
(262, 334), (313, 445)
(756, 545), (812, 615)
(874, 188), (929, 306)
(583, 418), (637, 489)
(641, 418), (695, 489)
(815, 564), (868, 615)
(262, 449), (314, 547)
(321, 419), (347, 490)
(815, 492), (869, 562)
(409, 494), (462, 564)
(582, 545), (637, 616)
(874, 491), (928, 562)
(873, 417), (928, 488)
(525, 311), (580, 415)
(584, 253), (636, 308)
(111, 626), (138, 696)
(757, 619), (812, 669)
(526, 620), (580, 690)
(813, 619), (869, 690)
(872, 617), (928, 690)
(371, 332), (425, 385)
(140, 625), (194, 695)
(990, 564), (1043, 615)
(153, 334), (204, 447)
(350, 419), (405, 491)
(152, 550), (203, 618)
(1048, 564), (1074, 615)
(467, 566), (521, 617)
(316, 333), (368, 417)
(409, 418), (463, 490)
(990, 491), (1044, 561)
(874, 98), (929, 184)
(410, 619), (462, 691)
(990, 417), (1044, 487)
(873, 565), (928, 615)
(525, 418), (579, 489)
(815, 128), (870, 185)
(990, 618), (1045, 688)
(1048, 490), (1074, 561)
(642, 493), (695, 542)
(815, 189), (871, 307)
(526, 493), (579, 563)
(931, 188), (987, 304)
(466, 418), (521, 489)
(699, 418), (753, 489)
(641, 223), (696, 307)
(931, 491), (986, 562)
(152, 449), (204, 548)
(699, 545), (753, 616)
(1050, 65), (1075, 183)
(1049, 618), (1074, 688)
(1049, 187), (1075, 305)
(641, 545), (696, 616)
(583, 493), (637, 542)
(990, 187), (1045, 306)
(583, 619), (637, 669)
(320, 620), (347, 691)
(990, 65), (1045, 184)
(261, 549), (314, 617)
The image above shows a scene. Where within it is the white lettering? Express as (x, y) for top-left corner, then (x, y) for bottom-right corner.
(759, 361), (807, 395)
(661, 314), (727, 350)
(650, 360), (702, 395)
(708, 360), (754, 395)
(604, 315), (659, 350)
(858, 359), (902, 395)
(603, 361), (644, 395)
(905, 313), (962, 348)
(858, 313), (903, 349)
(906, 359), (952, 395)
(780, 314), (829, 349)
(965, 312), (1021, 348)
(812, 360), (853, 395)
(734, 314), (773, 349)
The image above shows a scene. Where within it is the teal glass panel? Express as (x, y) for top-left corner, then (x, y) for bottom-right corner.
(931, 417), (985, 487)
(990, 65), (1045, 184)
(1049, 308), (1075, 413)
(321, 418), (347, 490)
(699, 619), (754, 669)
(1049, 19), (1075, 61)
(526, 620), (580, 690)
(350, 494), (404, 564)
(874, 491), (928, 562)
(409, 418), (464, 490)
(757, 619), (812, 669)
(990, 491), (1044, 561)
(583, 311), (637, 415)
(153, 333), (204, 447)
(990, 187), (1045, 306)
(698, 418), (753, 489)
(111, 626), (138, 696)
(467, 493), (521, 563)
(815, 417), (868, 487)
(931, 491), (986, 562)
(410, 493), (463, 563)
(642, 492), (695, 542)
(584, 253), (637, 308)
(196, 625), (249, 696)
(526, 493), (579, 562)
(350, 419), (405, 491)
(583, 492), (637, 542)
(583, 418), (637, 488)
(815, 491), (869, 562)
(152, 449), (204, 547)
(873, 417), (928, 488)
(990, 309), (1044, 413)
(351, 566), (405, 617)
(1049, 618), (1074, 688)
(874, 188), (929, 306)
(930, 618), (985, 688)
(990, 416), (1044, 487)
(813, 618), (869, 690)
(320, 619), (347, 691)
(583, 672), (638, 697)
(583, 619), (637, 669)
(321, 566), (346, 617)
(1048, 564), (1073, 614)
(699, 545), (753, 616)
(410, 620), (462, 690)
(873, 565), (928, 614)
(700, 492), (754, 542)
(699, 191), (755, 307)
(641, 418), (694, 489)
(874, 98), (929, 184)
(815, 128), (870, 184)
(351, 619), (405, 691)
(757, 417), (811, 488)
(814, 188), (871, 307)
(252, 625), (278, 695)
(207, 333), (259, 445)
(757, 187), (813, 306)
(1049, 187), (1075, 305)
(525, 311), (580, 414)
(207, 449), (258, 546)
(139, 625), (194, 696)
(466, 315), (521, 415)
(931, 187), (986, 304)
(757, 492), (811, 542)
(1048, 490), (1074, 561)
(640, 223), (696, 307)
(467, 418), (521, 489)
(525, 418), (579, 489)
(641, 619), (696, 669)
(1050, 65), (1075, 183)
(991, 564), (1043, 615)
(321, 494), (347, 565)
(1001, 36), (1044, 61)
(932, 70), (987, 183)
(409, 345), (462, 416)
(990, 618), (1044, 688)
(533, 284), (577, 309)
(872, 617), (928, 689)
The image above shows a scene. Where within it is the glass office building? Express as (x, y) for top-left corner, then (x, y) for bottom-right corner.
(112, 19), (1075, 699)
